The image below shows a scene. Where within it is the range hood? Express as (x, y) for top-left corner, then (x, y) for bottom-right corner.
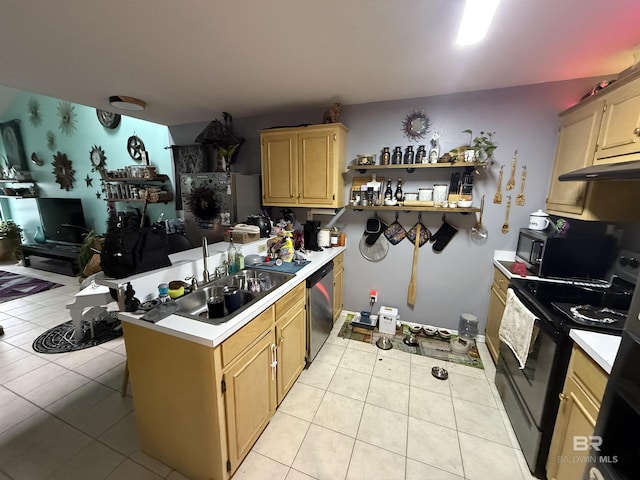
(558, 160), (640, 181)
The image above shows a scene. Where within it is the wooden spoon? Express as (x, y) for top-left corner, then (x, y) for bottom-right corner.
(515, 166), (526, 206)
(493, 165), (503, 204)
(506, 150), (517, 191)
(502, 196), (512, 234)
(407, 223), (420, 307)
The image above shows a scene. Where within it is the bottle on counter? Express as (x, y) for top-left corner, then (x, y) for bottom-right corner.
(236, 247), (244, 271)
(227, 239), (238, 274)
(394, 179), (404, 202)
(338, 231), (346, 246)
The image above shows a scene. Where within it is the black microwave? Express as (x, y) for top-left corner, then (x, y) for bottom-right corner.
(515, 228), (616, 279)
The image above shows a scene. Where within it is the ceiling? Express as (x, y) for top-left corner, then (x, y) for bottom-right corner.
(1, 0), (639, 127)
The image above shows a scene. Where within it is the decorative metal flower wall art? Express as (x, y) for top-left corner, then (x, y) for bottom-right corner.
(27, 98), (42, 127)
(46, 131), (56, 150)
(57, 101), (77, 136)
(52, 152), (75, 191)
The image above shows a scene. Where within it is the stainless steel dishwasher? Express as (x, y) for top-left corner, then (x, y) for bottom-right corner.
(306, 260), (334, 363)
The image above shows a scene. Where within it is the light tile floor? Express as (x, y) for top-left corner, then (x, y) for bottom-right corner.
(0, 262), (536, 480)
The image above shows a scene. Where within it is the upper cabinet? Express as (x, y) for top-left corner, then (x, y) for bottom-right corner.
(594, 77), (640, 163)
(546, 71), (640, 221)
(260, 123), (348, 208)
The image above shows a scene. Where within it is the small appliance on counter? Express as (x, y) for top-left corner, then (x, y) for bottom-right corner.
(303, 220), (321, 250)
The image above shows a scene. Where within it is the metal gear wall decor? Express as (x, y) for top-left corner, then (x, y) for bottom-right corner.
(57, 101), (77, 136)
(27, 98), (42, 127)
(402, 110), (431, 141)
(46, 131), (56, 150)
(127, 134), (146, 161)
(52, 152), (75, 191)
(89, 145), (107, 172)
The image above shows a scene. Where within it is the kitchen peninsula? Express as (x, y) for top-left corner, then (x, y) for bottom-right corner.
(109, 241), (344, 480)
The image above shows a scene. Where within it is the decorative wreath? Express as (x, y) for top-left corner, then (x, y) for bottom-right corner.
(52, 152), (75, 191)
(185, 185), (220, 221)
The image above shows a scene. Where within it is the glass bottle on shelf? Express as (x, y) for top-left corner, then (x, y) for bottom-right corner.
(392, 146), (402, 165)
(384, 179), (393, 201)
(416, 145), (427, 164)
(404, 145), (415, 164)
(394, 179), (404, 202)
(381, 147), (391, 165)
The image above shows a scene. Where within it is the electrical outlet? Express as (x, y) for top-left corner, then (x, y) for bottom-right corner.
(369, 289), (378, 304)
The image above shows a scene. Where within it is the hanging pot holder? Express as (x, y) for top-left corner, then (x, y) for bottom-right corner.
(384, 212), (406, 245)
(407, 213), (431, 247)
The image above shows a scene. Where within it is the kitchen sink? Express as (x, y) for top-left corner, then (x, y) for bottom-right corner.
(174, 269), (295, 324)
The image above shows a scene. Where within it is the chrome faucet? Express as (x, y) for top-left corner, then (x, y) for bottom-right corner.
(185, 275), (198, 291)
(202, 237), (210, 284)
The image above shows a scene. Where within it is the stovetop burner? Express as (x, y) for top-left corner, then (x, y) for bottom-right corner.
(551, 302), (626, 332)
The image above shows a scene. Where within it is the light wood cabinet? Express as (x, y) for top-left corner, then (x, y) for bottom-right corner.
(260, 123), (348, 208)
(333, 252), (344, 323)
(595, 75), (640, 163)
(546, 72), (640, 221)
(546, 345), (608, 480)
(122, 281), (310, 480)
(224, 329), (277, 471)
(275, 283), (306, 404)
(485, 266), (508, 364)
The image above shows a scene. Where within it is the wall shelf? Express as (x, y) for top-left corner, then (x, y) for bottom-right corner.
(345, 204), (478, 213)
(348, 161), (488, 174)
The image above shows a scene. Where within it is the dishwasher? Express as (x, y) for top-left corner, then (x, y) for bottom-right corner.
(306, 260), (334, 363)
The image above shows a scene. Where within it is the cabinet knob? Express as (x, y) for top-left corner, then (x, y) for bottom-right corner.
(333, 133), (337, 141)
(634, 127), (640, 136)
(558, 392), (569, 402)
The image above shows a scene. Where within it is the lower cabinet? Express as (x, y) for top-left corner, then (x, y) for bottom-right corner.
(122, 283), (308, 480)
(485, 266), (509, 364)
(546, 344), (608, 480)
(333, 252), (344, 323)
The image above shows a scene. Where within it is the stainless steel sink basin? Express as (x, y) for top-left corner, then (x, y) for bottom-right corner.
(174, 269), (295, 324)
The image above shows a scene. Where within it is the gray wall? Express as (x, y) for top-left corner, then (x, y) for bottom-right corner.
(170, 77), (607, 330)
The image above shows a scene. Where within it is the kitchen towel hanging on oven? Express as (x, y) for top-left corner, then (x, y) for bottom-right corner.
(499, 288), (539, 369)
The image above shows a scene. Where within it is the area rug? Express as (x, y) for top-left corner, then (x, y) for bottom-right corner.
(338, 313), (483, 369)
(0, 270), (63, 303)
(32, 312), (122, 354)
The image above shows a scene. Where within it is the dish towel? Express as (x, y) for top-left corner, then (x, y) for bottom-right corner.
(499, 288), (538, 369)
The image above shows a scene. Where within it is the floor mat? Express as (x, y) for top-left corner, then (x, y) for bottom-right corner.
(32, 312), (122, 354)
(338, 313), (483, 369)
(0, 270), (63, 303)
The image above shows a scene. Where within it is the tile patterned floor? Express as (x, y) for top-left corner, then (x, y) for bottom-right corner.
(0, 262), (536, 479)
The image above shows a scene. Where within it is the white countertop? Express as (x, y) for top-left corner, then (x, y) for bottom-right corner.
(115, 246), (345, 348)
(569, 329), (621, 374)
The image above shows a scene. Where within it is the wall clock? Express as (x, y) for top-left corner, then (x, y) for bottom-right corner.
(96, 109), (121, 129)
(89, 145), (107, 172)
(52, 152), (75, 191)
(127, 135), (146, 161)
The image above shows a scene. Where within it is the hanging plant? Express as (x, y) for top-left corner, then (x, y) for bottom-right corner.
(195, 112), (245, 170)
(27, 98), (42, 127)
(57, 101), (77, 136)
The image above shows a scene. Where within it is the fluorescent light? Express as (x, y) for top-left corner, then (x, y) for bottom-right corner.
(109, 95), (146, 111)
(456, 0), (500, 46)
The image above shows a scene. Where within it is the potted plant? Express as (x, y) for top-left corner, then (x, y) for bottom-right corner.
(463, 129), (497, 161)
(0, 220), (23, 261)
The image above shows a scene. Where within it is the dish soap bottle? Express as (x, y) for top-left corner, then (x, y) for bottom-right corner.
(280, 231), (294, 262)
(236, 246), (244, 271)
(227, 239), (238, 274)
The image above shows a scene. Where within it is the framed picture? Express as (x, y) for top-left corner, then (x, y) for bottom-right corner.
(0, 119), (28, 172)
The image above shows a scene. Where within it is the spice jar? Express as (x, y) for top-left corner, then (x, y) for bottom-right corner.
(330, 228), (340, 247)
(381, 147), (391, 165)
(338, 231), (346, 246)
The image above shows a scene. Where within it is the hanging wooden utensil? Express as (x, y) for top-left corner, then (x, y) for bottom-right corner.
(502, 195), (512, 234)
(515, 166), (526, 206)
(506, 150), (517, 190)
(407, 223), (420, 306)
(493, 165), (503, 204)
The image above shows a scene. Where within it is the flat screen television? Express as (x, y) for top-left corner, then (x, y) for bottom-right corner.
(36, 198), (88, 245)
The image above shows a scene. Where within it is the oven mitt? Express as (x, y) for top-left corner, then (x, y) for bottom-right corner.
(365, 217), (386, 246)
(431, 220), (458, 252)
(407, 214), (430, 247)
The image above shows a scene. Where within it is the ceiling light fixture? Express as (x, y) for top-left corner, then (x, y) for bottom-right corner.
(108, 95), (146, 111)
(456, 0), (500, 46)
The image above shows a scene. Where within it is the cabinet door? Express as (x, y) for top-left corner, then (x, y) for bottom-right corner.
(547, 100), (604, 215)
(485, 285), (506, 364)
(545, 376), (599, 480)
(298, 127), (337, 206)
(595, 78), (640, 163)
(224, 331), (277, 472)
(261, 131), (298, 205)
(276, 300), (306, 404)
(333, 267), (344, 324)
